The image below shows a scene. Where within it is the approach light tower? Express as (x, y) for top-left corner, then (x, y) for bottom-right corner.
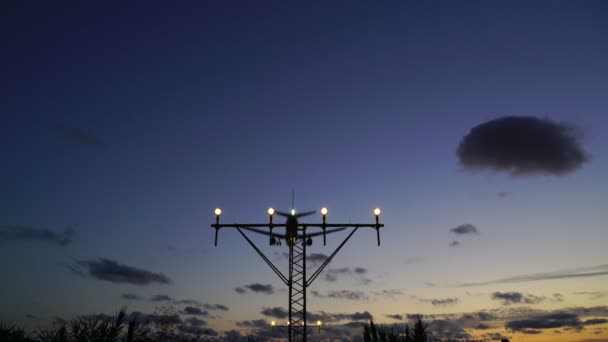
(211, 205), (384, 342)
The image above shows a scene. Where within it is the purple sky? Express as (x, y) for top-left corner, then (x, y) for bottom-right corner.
(1, 2), (607, 341)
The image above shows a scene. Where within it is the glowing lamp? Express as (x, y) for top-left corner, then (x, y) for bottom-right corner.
(321, 207), (328, 216)
(373, 208), (381, 216)
(317, 320), (322, 326)
(214, 208), (222, 216)
(271, 321), (276, 326)
(267, 207), (275, 216)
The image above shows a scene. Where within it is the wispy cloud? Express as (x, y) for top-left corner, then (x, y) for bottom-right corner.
(420, 298), (459, 306)
(371, 289), (405, 299)
(449, 240), (460, 247)
(149, 294), (172, 302)
(66, 258), (171, 286)
(573, 291), (608, 299)
(0, 225), (75, 246)
(311, 290), (367, 301)
(121, 293), (142, 300)
(324, 267), (371, 284)
(459, 264), (608, 287)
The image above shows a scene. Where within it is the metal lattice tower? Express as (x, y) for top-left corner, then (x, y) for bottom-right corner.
(289, 236), (306, 342)
(211, 206), (383, 342)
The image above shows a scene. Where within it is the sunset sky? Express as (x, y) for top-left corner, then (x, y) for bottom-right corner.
(1, 1), (608, 341)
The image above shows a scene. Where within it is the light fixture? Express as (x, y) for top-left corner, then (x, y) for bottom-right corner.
(373, 208), (381, 216)
(321, 207), (328, 216)
(291, 209), (295, 215)
(271, 321), (276, 326)
(317, 320), (322, 326)
(267, 207), (275, 216)
(214, 208), (222, 216)
(287, 321), (290, 325)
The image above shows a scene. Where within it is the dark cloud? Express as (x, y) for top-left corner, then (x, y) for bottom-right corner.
(457, 116), (589, 176)
(459, 264), (608, 287)
(324, 267), (370, 284)
(491, 292), (545, 305)
(345, 311), (373, 321)
(149, 294), (172, 302)
(67, 258), (171, 285)
(483, 332), (511, 341)
(584, 319), (608, 325)
(234, 287), (246, 294)
(260, 307), (288, 319)
(307, 253), (329, 266)
(311, 290), (367, 301)
(450, 224), (479, 235)
(0, 225), (75, 246)
(553, 293), (565, 302)
(175, 299), (203, 307)
(185, 317), (207, 326)
(180, 306), (209, 316)
(449, 240), (460, 247)
(476, 323), (490, 329)
(428, 319), (472, 340)
(506, 312), (583, 332)
(260, 307), (372, 323)
(354, 267), (367, 275)
(244, 283), (274, 294)
(236, 319), (268, 328)
(204, 303), (229, 311)
(324, 267), (351, 282)
(125, 311), (182, 326)
(121, 293), (142, 300)
(497, 191), (510, 198)
(177, 325), (218, 336)
(54, 125), (106, 150)
(386, 314), (403, 320)
(429, 298), (459, 306)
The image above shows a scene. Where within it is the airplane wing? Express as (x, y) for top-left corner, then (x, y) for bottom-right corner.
(240, 226), (288, 239)
(274, 211), (292, 218)
(295, 210), (316, 218)
(299, 227), (346, 238)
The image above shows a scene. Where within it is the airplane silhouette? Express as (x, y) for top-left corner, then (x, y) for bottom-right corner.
(241, 209), (345, 247)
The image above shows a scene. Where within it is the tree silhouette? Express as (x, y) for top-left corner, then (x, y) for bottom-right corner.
(363, 315), (430, 342)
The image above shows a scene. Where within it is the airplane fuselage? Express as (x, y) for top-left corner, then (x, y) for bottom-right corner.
(285, 215), (298, 240)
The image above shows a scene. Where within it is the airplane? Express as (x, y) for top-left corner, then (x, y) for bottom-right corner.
(240, 208), (346, 247)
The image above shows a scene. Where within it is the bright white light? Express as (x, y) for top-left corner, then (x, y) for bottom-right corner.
(291, 209), (295, 216)
(214, 208), (222, 216)
(317, 320), (322, 326)
(373, 208), (381, 216)
(268, 207), (275, 216)
(287, 321), (290, 325)
(321, 207), (328, 216)
(271, 321), (276, 326)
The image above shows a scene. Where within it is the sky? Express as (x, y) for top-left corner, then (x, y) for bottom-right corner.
(1, 1), (608, 341)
